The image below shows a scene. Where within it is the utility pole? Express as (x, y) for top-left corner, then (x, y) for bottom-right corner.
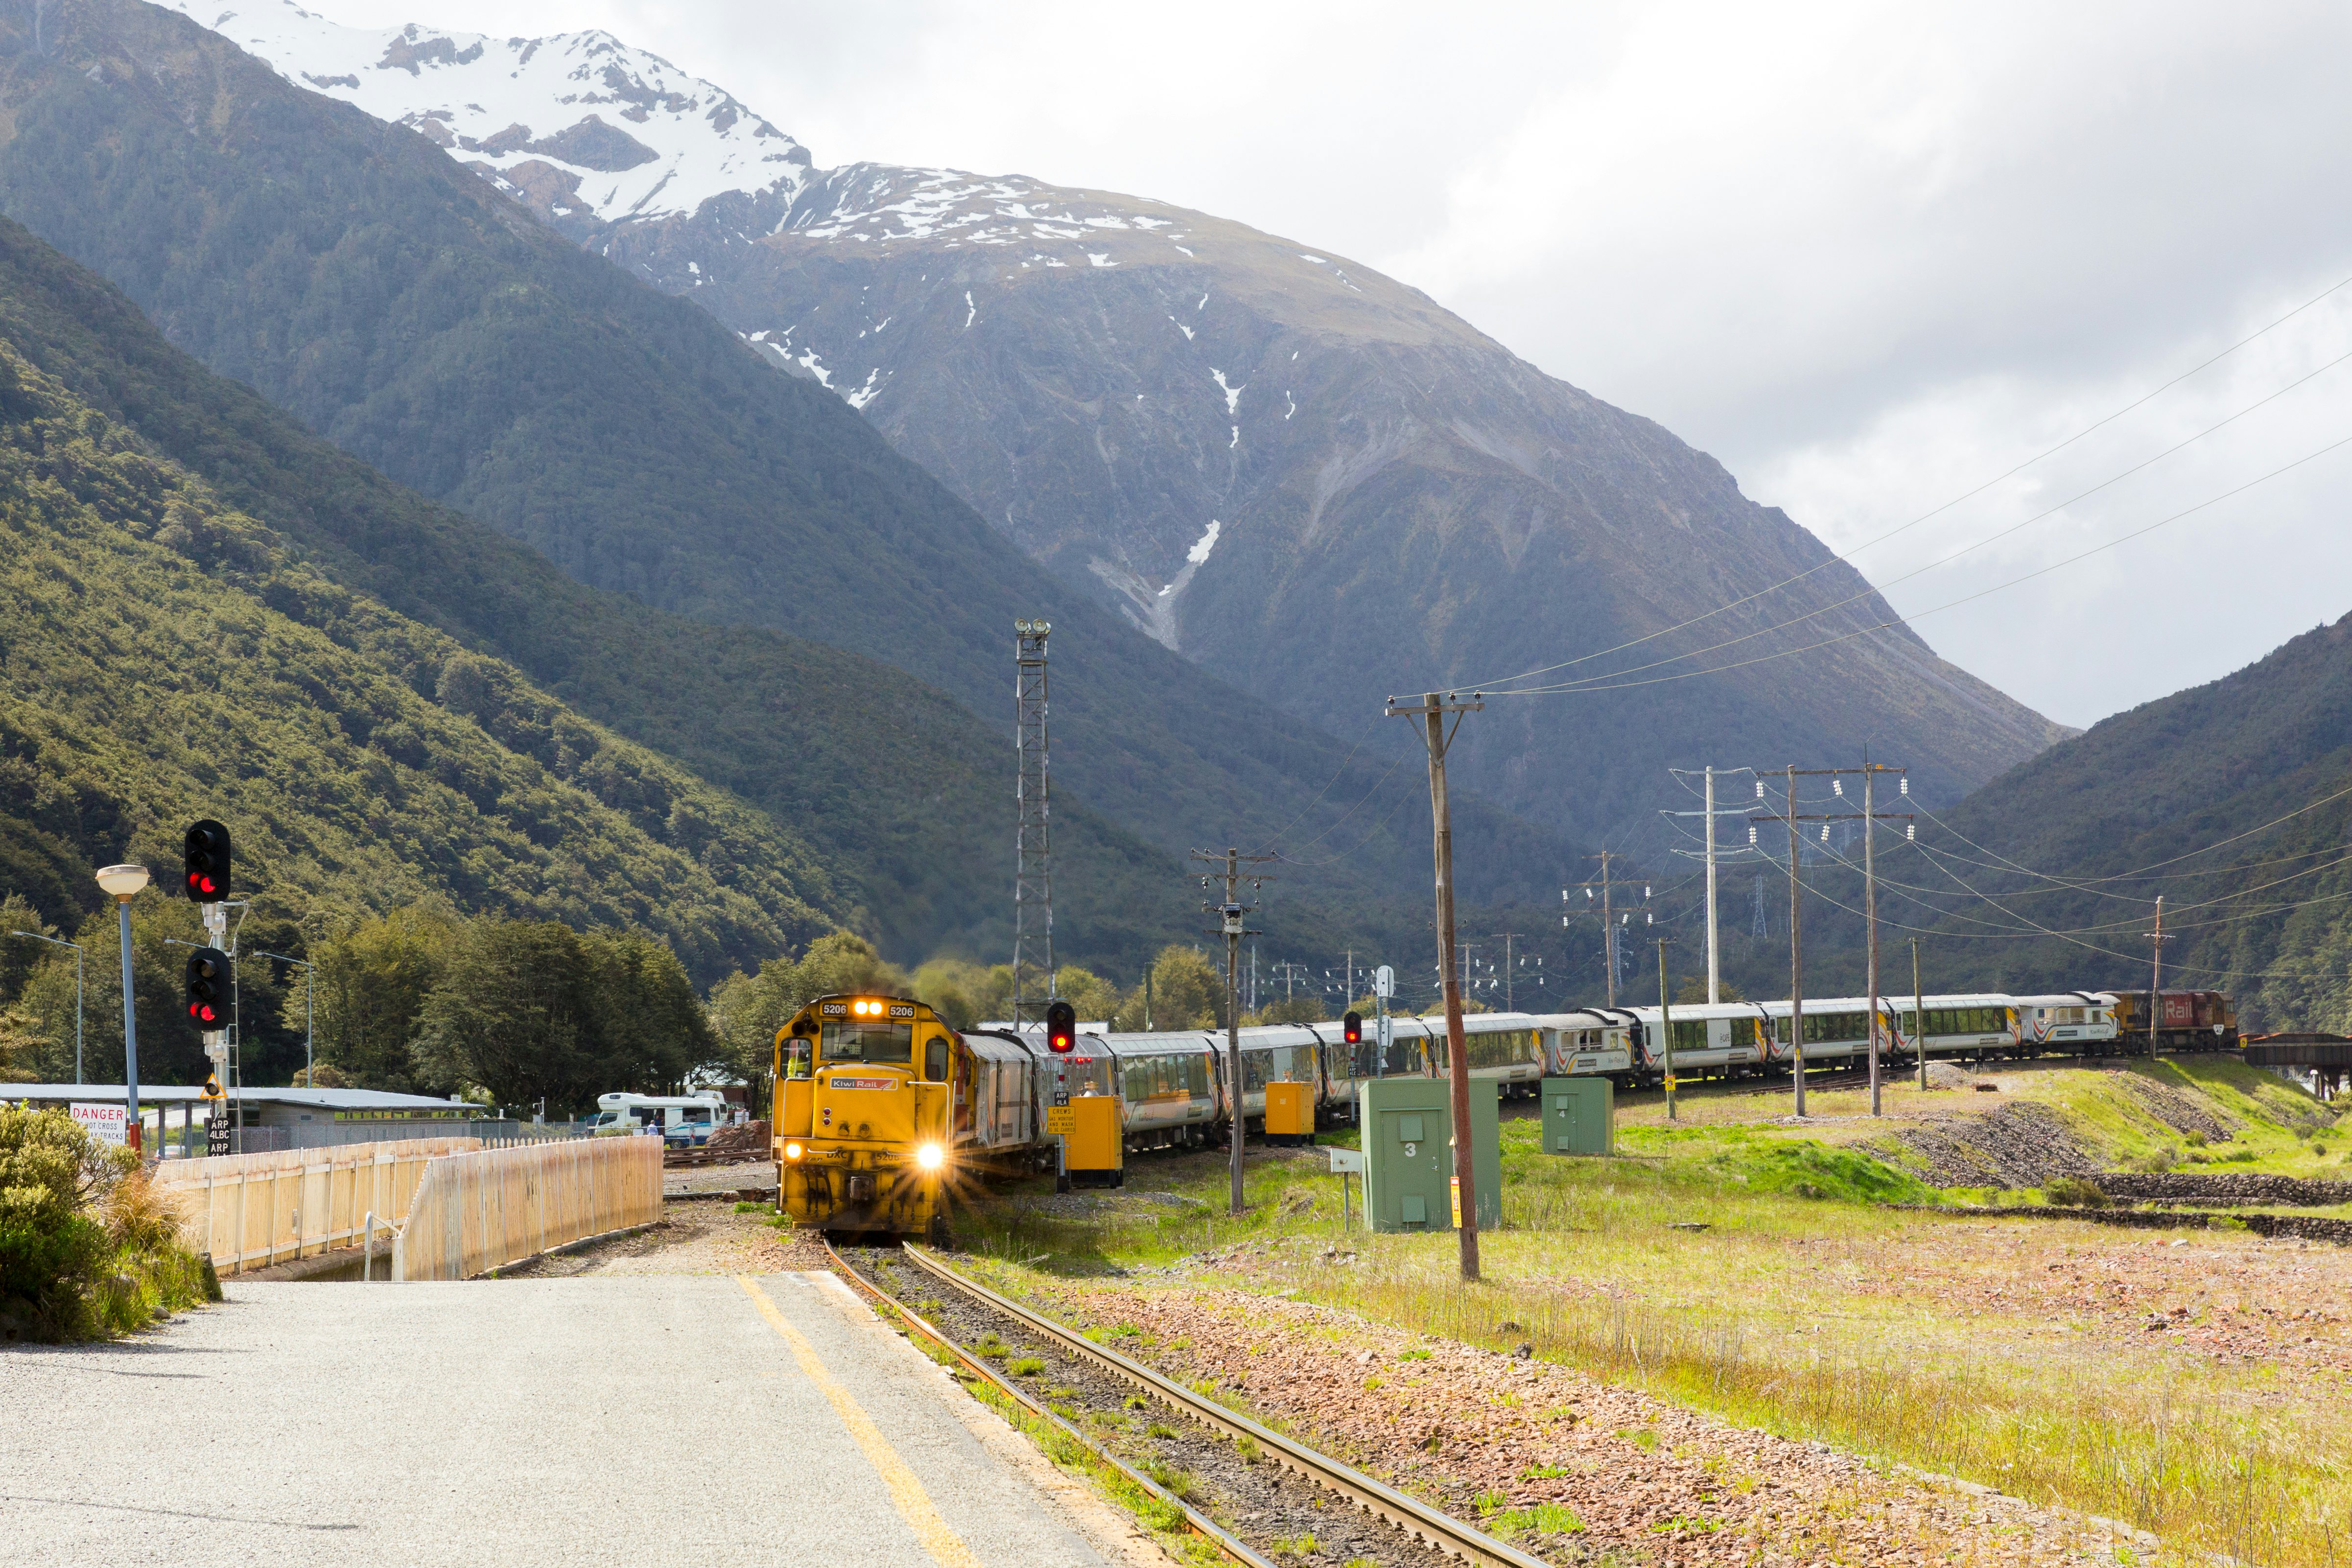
(2147, 894), (2166, 1057)
(1566, 852), (1646, 1008)
(1704, 767), (1720, 1004)
(1912, 937), (1927, 1093)
(1271, 960), (1310, 1006)
(1011, 619), (1055, 1031)
(1656, 937), (1678, 1120)
(1496, 932), (1519, 1011)
(1860, 758), (1908, 1116)
(1194, 847), (1273, 1215)
(1660, 766), (1734, 1001)
(1756, 769), (1807, 1117)
(1387, 689), (1484, 1285)
(1750, 763), (1910, 1116)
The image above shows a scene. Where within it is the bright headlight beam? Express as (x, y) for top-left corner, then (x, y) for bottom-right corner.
(783, 1142), (803, 1160)
(916, 1143), (945, 1171)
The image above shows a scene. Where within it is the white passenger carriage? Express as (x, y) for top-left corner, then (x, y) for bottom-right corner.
(2013, 993), (2118, 1049)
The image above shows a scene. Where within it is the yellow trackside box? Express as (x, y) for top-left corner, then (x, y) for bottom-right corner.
(1265, 1080), (1314, 1146)
(1063, 1094), (1124, 1189)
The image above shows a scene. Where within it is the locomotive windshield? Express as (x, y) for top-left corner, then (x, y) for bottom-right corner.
(822, 1020), (915, 1065)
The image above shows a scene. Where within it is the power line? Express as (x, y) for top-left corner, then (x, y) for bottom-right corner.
(1466, 266), (2352, 694)
(1508, 347), (2352, 695)
(1489, 428), (2352, 697)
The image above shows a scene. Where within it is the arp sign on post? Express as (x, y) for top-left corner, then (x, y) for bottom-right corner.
(70, 1101), (127, 1147)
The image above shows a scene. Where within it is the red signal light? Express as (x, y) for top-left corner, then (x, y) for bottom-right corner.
(1045, 1000), (1077, 1054)
(1342, 1010), (1363, 1045)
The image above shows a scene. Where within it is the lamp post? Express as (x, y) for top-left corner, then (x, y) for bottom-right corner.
(255, 952), (314, 1084)
(7, 930), (82, 1083)
(94, 864), (150, 1152)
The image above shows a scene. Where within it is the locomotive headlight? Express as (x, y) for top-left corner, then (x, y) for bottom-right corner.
(916, 1143), (945, 1171)
(783, 1141), (804, 1161)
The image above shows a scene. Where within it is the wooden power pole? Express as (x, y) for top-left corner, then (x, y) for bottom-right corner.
(1388, 689), (1483, 1284)
(1750, 762), (1910, 1117)
(1194, 846), (1273, 1215)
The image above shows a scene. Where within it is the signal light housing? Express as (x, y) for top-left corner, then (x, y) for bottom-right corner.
(183, 819), (232, 901)
(1342, 1010), (1363, 1045)
(184, 945), (230, 1029)
(1045, 999), (1077, 1053)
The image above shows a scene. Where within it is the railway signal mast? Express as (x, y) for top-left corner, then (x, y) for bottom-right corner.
(1011, 620), (1055, 1032)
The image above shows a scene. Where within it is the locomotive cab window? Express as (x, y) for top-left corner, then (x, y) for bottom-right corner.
(925, 1035), (949, 1081)
(781, 1037), (813, 1080)
(822, 1020), (915, 1065)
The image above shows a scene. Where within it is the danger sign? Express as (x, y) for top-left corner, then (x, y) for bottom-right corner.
(70, 1102), (127, 1147)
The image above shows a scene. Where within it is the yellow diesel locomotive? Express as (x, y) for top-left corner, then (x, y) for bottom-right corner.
(772, 994), (960, 1240)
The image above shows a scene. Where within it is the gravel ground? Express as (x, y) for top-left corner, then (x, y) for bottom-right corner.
(1011, 1278), (2148, 1567)
(847, 1248), (1458, 1568)
(498, 1206), (829, 1277)
(1845, 1223), (2352, 1372)
(662, 1160), (776, 1197)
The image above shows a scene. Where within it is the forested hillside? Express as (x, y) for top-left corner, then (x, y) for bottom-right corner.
(0, 266), (834, 980)
(0, 214), (1188, 969)
(1908, 612), (2352, 1033)
(0, 0), (1585, 932)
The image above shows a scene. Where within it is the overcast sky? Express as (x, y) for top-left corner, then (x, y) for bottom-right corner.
(308, 0), (2352, 730)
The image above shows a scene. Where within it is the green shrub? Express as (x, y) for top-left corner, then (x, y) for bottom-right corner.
(0, 1108), (215, 1341)
(2045, 1176), (2109, 1209)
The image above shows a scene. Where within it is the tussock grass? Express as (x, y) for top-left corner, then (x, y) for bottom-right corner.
(953, 1064), (2352, 1566)
(1306, 1253), (2345, 1566)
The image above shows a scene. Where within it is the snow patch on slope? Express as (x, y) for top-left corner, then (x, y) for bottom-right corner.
(165, 0), (810, 225)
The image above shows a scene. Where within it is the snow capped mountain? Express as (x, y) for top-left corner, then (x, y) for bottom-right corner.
(165, 0), (2067, 846)
(166, 3), (809, 235)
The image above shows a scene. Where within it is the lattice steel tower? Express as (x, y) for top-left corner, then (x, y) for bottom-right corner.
(1011, 619), (1055, 1028)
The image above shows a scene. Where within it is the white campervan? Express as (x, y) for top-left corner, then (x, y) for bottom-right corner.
(591, 1090), (731, 1143)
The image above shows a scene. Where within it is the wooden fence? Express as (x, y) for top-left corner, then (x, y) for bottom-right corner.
(155, 1138), (482, 1274)
(392, 1136), (662, 1281)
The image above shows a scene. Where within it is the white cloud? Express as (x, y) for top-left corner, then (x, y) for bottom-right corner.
(295, 0), (2352, 725)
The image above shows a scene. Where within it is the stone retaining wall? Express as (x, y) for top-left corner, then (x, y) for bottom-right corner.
(1889, 1203), (2352, 1244)
(2092, 1171), (2352, 1207)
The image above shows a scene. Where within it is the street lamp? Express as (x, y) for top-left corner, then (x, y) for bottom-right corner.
(94, 864), (149, 1153)
(6, 930), (81, 1083)
(254, 951), (314, 1085)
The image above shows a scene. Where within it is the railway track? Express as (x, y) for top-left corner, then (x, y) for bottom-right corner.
(826, 1239), (1552, 1568)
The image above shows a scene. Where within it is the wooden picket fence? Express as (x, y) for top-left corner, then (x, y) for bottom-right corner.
(392, 1135), (662, 1281)
(155, 1138), (482, 1274)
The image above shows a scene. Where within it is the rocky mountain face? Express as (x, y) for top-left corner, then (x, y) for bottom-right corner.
(169, 1), (2072, 846)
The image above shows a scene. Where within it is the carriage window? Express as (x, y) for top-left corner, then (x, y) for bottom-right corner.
(821, 1021), (914, 1064)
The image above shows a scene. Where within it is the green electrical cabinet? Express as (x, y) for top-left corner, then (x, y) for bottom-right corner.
(1540, 1076), (1615, 1156)
(1359, 1077), (1500, 1232)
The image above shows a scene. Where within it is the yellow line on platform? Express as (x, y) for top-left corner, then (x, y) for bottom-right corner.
(736, 1275), (984, 1568)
